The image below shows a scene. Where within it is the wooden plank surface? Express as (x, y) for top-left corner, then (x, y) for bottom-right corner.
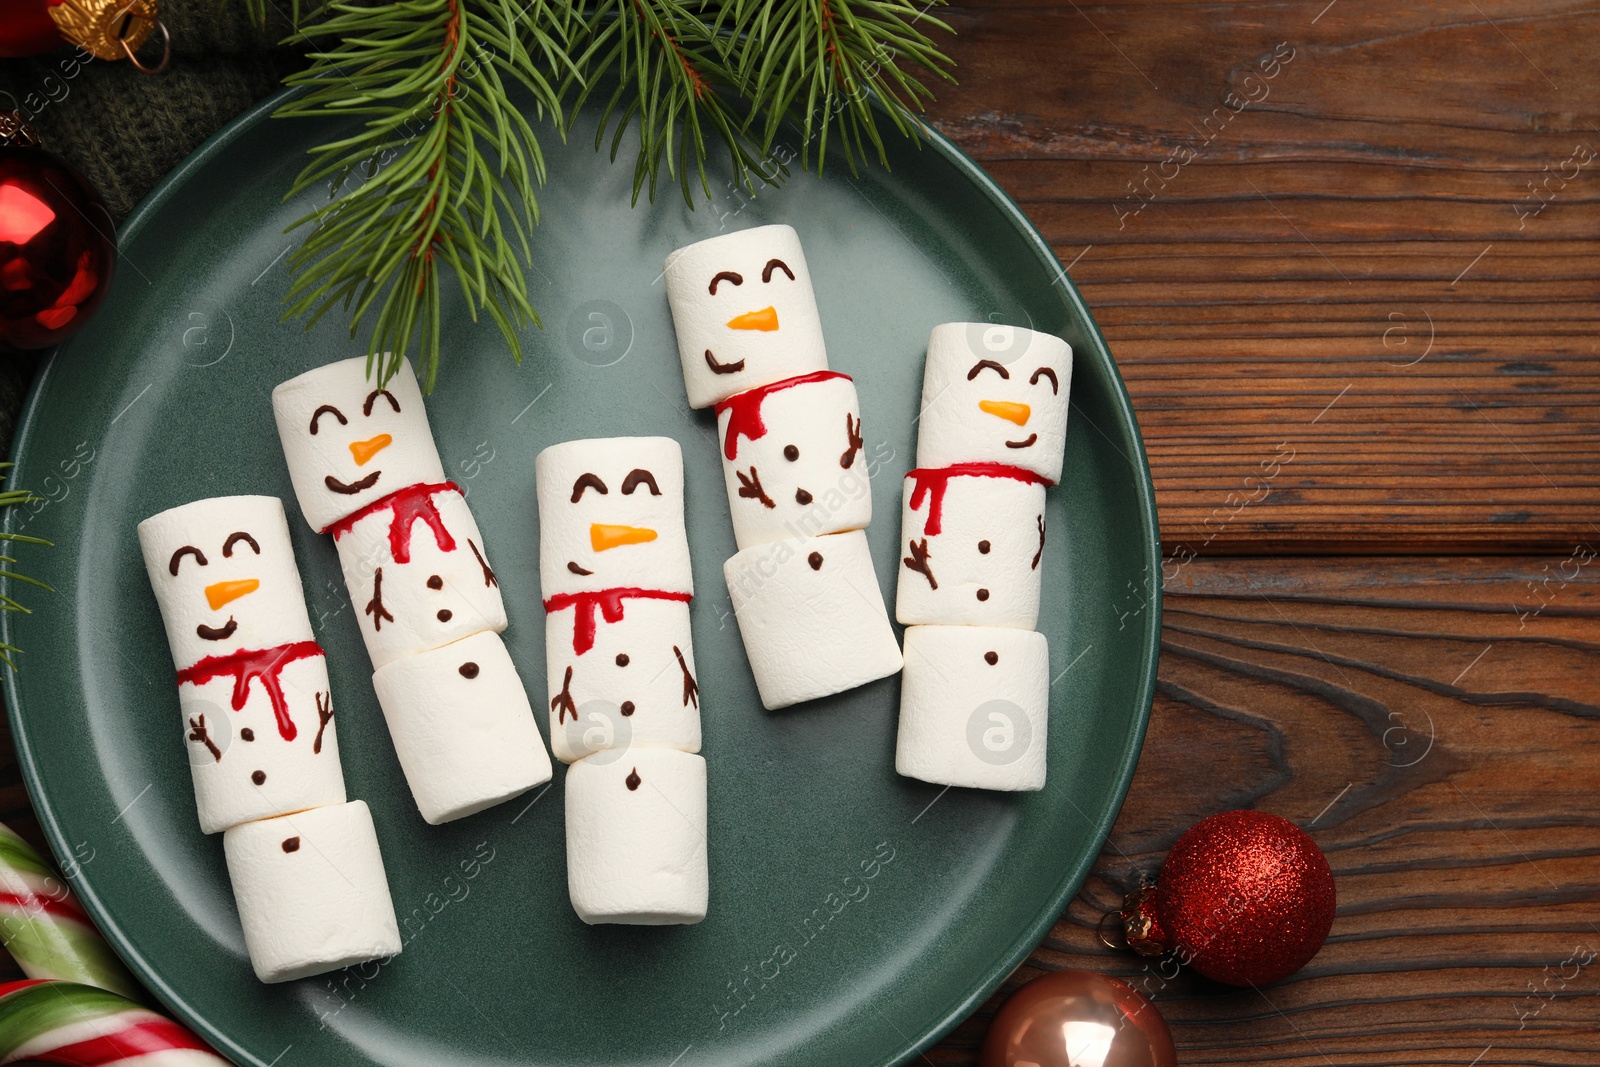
(929, 0), (1600, 553)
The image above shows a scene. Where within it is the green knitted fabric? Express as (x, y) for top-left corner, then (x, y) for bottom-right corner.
(0, 1), (303, 457)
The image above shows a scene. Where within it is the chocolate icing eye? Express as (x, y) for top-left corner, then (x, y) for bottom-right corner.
(168, 545), (208, 575)
(364, 388), (401, 416)
(570, 473), (608, 502)
(762, 258), (795, 283)
(222, 531), (260, 558)
(709, 270), (743, 295)
(1029, 366), (1059, 394)
(620, 468), (661, 496)
(309, 404), (347, 435)
(966, 359), (1010, 381)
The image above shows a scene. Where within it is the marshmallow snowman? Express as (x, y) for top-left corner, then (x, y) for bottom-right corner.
(714, 371), (871, 549)
(915, 323), (1073, 483)
(272, 356), (447, 533)
(140, 495), (400, 983)
(663, 224), (828, 409)
(895, 467), (1049, 630)
(535, 436), (708, 924)
(138, 496), (347, 834)
(273, 356), (552, 824)
(893, 322), (1072, 793)
(536, 437), (702, 763)
(665, 224), (903, 712)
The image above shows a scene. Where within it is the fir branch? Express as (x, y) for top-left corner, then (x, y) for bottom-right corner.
(236, 0), (955, 390)
(0, 465), (53, 671)
(273, 0), (573, 390)
(575, 0), (772, 203)
(732, 0), (955, 171)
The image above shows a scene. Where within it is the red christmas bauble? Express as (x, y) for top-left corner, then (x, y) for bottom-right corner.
(1123, 809), (1335, 986)
(0, 0), (65, 58)
(980, 969), (1176, 1067)
(0, 144), (116, 350)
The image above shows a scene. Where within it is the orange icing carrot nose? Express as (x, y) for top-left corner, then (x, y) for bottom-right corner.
(979, 399), (1031, 425)
(205, 578), (259, 611)
(726, 306), (779, 332)
(591, 524), (658, 551)
(349, 433), (393, 466)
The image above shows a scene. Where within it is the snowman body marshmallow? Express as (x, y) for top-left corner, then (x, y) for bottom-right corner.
(665, 225), (901, 710)
(536, 437), (707, 924)
(893, 323), (1072, 791)
(273, 357), (552, 824)
(139, 495), (401, 982)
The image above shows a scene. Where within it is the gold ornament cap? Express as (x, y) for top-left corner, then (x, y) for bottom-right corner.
(49, 0), (170, 72)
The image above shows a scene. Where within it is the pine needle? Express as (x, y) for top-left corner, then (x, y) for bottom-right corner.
(240, 0), (954, 390)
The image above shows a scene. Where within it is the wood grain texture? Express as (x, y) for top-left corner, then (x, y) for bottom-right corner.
(927, 556), (1600, 1064)
(929, 0), (1600, 553)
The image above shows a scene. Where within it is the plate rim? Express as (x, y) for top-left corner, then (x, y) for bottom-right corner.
(1, 86), (1163, 1067)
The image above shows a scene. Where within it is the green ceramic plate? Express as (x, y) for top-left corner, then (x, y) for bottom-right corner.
(1, 90), (1159, 1066)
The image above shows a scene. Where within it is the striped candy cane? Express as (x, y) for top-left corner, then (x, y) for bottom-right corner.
(0, 979), (229, 1065)
(0, 824), (141, 1001)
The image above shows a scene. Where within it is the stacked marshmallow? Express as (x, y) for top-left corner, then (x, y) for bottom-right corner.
(893, 323), (1073, 791)
(138, 496), (401, 983)
(273, 357), (552, 825)
(664, 224), (902, 709)
(535, 437), (707, 925)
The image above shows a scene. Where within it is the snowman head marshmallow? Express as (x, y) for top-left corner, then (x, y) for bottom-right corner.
(664, 224), (828, 409)
(272, 356), (446, 532)
(536, 436), (693, 598)
(915, 323), (1073, 483)
(138, 495), (316, 670)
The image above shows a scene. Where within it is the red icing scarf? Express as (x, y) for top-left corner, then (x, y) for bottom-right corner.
(175, 640), (324, 742)
(906, 462), (1054, 536)
(324, 481), (462, 563)
(713, 370), (851, 461)
(543, 587), (694, 655)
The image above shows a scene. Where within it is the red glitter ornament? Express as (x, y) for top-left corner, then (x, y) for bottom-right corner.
(1119, 809), (1335, 986)
(0, 113), (115, 351)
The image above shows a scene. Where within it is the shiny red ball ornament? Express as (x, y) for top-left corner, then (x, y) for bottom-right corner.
(1121, 809), (1335, 986)
(979, 969), (1176, 1067)
(0, 0), (64, 57)
(0, 137), (116, 350)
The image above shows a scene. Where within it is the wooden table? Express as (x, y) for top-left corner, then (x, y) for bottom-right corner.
(2, 2), (1597, 1064)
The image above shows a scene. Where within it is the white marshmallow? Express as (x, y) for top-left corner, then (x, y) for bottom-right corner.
(222, 800), (401, 983)
(369, 630), (552, 824)
(895, 468), (1048, 629)
(331, 486), (506, 668)
(272, 356), (447, 532)
(545, 595), (701, 763)
(896, 625), (1048, 792)
(178, 652), (346, 834)
(916, 323), (1072, 483)
(715, 372), (871, 549)
(138, 496), (315, 672)
(664, 224), (829, 408)
(565, 747), (707, 925)
(535, 437), (692, 598)
(723, 529), (902, 709)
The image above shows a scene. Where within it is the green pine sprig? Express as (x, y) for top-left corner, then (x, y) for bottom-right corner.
(260, 0), (953, 389)
(0, 466), (53, 670)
